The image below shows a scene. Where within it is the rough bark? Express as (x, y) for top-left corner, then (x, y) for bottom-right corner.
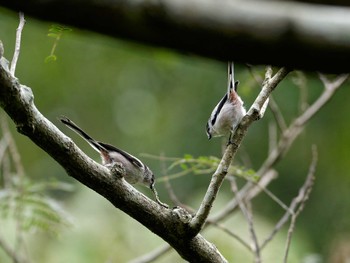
(0, 56), (227, 262)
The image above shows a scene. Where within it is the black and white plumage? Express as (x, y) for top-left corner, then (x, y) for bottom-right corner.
(60, 116), (155, 188)
(206, 62), (246, 140)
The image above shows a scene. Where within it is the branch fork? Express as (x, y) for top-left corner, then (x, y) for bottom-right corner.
(188, 67), (291, 236)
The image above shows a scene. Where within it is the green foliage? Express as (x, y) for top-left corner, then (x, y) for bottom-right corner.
(0, 114), (72, 262)
(45, 24), (72, 63)
(0, 179), (72, 235)
(154, 154), (256, 183)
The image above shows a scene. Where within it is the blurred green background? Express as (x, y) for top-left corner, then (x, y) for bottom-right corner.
(1, 7), (350, 263)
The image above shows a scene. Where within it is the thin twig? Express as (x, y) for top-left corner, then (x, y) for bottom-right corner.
(230, 178), (261, 262)
(293, 71), (309, 113)
(283, 146), (317, 262)
(210, 169), (277, 223)
(250, 179), (291, 214)
(256, 73), (348, 181)
(268, 121), (278, 154)
(0, 235), (26, 263)
(0, 115), (25, 178)
(10, 12), (25, 76)
(140, 153), (181, 162)
(247, 66), (288, 131)
(260, 147), (316, 250)
(128, 244), (172, 263)
(0, 40), (4, 59)
(268, 95), (287, 131)
(159, 152), (192, 210)
(209, 221), (253, 252)
(264, 66), (273, 80)
(0, 138), (8, 165)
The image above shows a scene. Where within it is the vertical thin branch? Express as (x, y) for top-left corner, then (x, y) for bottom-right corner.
(0, 115), (25, 178)
(0, 40), (4, 59)
(10, 12), (25, 76)
(0, 235), (26, 263)
(268, 95), (287, 132)
(268, 121), (277, 154)
(231, 178), (261, 262)
(160, 153), (181, 207)
(283, 146), (317, 263)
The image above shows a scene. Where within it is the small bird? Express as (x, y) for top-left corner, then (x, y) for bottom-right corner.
(206, 62), (246, 142)
(60, 116), (167, 208)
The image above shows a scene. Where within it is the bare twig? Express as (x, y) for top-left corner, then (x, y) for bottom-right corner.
(283, 146), (317, 262)
(268, 121), (278, 154)
(209, 221), (253, 252)
(260, 147), (316, 250)
(264, 66), (273, 81)
(0, 235), (27, 263)
(230, 178), (261, 262)
(0, 145), (11, 188)
(0, 137), (8, 165)
(128, 245), (172, 263)
(247, 66), (287, 132)
(247, 177), (292, 214)
(159, 152), (191, 210)
(10, 12), (25, 76)
(0, 40), (4, 59)
(0, 115), (25, 178)
(292, 72), (309, 113)
(268, 95), (287, 132)
(256, 73), (348, 181)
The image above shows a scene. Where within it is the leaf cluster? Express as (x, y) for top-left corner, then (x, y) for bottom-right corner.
(45, 24), (72, 63)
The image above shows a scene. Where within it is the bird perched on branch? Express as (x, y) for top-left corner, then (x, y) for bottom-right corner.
(206, 62), (246, 142)
(60, 116), (167, 208)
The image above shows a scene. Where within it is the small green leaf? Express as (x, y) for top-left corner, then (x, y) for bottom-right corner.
(184, 154), (193, 160)
(45, 55), (57, 63)
(180, 163), (188, 170)
(47, 33), (59, 39)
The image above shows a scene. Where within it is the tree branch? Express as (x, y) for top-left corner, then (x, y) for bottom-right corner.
(283, 146), (317, 262)
(0, 46), (227, 263)
(189, 68), (290, 234)
(1, 0), (350, 72)
(10, 12), (25, 76)
(208, 70), (344, 226)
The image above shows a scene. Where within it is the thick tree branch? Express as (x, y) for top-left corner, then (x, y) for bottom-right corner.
(0, 53), (226, 262)
(1, 0), (350, 72)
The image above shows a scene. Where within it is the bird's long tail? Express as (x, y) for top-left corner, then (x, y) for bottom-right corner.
(60, 116), (104, 153)
(227, 61), (239, 95)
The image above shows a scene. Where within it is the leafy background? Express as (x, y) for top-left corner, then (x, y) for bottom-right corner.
(1, 7), (350, 263)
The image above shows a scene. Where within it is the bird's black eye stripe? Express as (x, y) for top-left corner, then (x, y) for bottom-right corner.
(211, 94), (227, 125)
(234, 80), (239, 92)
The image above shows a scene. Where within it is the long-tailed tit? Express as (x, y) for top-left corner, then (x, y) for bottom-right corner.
(60, 116), (168, 208)
(206, 62), (246, 142)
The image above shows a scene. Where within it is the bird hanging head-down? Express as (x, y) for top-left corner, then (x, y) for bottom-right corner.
(206, 62), (246, 142)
